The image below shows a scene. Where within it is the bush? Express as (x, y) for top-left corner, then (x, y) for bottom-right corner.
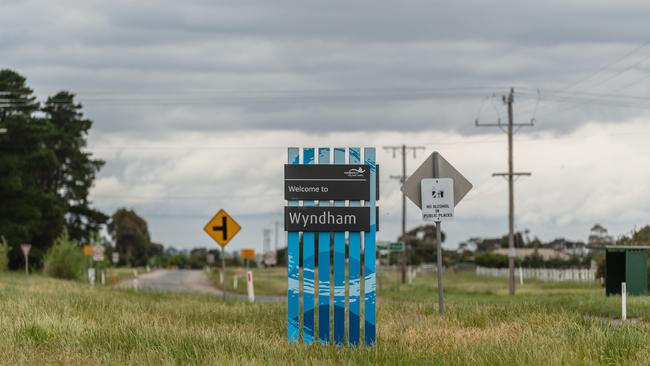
(474, 252), (509, 268)
(43, 230), (86, 280)
(0, 236), (9, 272)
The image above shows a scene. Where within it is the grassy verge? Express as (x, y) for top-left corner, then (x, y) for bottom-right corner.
(2, 270), (650, 364)
(208, 266), (286, 296)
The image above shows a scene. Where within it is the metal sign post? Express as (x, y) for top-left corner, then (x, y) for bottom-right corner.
(421, 178), (454, 316)
(402, 152), (472, 317)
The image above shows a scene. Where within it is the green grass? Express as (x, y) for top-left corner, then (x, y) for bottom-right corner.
(3, 269), (650, 365)
(209, 266), (286, 296)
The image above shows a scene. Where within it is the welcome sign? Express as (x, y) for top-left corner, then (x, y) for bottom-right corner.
(284, 164), (378, 201)
(285, 147), (378, 347)
(284, 207), (370, 231)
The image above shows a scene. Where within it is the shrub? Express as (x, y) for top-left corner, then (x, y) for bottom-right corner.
(43, 230), (86, 280)
(0, 236), (9, 272)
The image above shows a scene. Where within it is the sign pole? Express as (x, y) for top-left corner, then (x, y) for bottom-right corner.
(436, 221), (444, 316)
(25, 252), (29, 279)
(221, 246), (226, 300)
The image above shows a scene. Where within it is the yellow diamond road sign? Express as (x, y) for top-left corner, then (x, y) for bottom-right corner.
(203, 209), (241, 248)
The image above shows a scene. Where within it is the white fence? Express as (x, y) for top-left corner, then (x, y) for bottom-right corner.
(476, 266), (596, 282)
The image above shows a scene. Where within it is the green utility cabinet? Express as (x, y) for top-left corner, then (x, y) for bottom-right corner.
(605, 247), (648, 296)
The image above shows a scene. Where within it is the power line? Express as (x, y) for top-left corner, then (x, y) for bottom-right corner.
(549, 40), (650, 94)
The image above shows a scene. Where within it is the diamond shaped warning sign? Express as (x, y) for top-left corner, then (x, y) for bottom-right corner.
(203, 209), (241, 248)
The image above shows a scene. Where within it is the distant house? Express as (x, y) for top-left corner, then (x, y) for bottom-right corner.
(548, 238), (588, 257)
(492, 248), (570, 260)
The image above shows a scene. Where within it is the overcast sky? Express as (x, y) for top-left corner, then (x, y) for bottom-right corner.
(2, 0), (650, 252)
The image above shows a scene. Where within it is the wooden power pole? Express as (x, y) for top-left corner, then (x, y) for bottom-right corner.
(383, 144), (425, 284)
(476, 88), (532, 295)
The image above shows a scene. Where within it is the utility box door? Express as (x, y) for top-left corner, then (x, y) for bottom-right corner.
(606, 250), (626, 296)
(625, 250), (648, 296)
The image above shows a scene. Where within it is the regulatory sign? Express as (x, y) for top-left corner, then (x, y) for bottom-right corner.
(402, 152), (472, 209)
(20, 244), (31, 256)
(112, 252), (119, 264)
(284, 164), (379, 200)
(241, 249), (255, 260)
(92, 245), (105, 261)
(203, 209), (241, 248)
(421, 178), (454, 222)
(206, 253), (215, 264)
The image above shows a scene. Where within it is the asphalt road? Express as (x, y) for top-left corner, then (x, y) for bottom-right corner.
(116, 269), (284, 303)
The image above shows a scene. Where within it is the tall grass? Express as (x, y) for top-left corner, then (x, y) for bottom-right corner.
(2, 271), (650, 364)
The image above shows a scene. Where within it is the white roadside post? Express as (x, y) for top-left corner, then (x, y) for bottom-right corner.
(622, 282), (627, 321)
(20, 244), (31, 280)
(88, 267), (96, 287)
(402, 152), (473, 317)
(246, 271), (255, 302)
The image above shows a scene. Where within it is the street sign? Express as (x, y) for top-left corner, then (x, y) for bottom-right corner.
(83, 244), (92, 256)
(402, 152), (472, 209)
(284, 164), (379, 201)
(421, 178), (454, 222)
(203, 209), (241, 248)
(389, 242), (404, 252)
(92, 245), (105, 261)
(377, 242), (403, 252)
(112, 252), (119, 264)
(20, 244), (31, 257)
(241, 249), (255, 260)
(207, 253), (215, 264)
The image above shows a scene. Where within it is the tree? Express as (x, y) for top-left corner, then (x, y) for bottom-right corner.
(0, 70), (106, 268)
(107, 208), (155, 266)
(632, 226), (650, 245)
(0, 71), (64, 268)
(42, 92), (107, 242)
(400, 224), (446, 265)
(588, 224), (613, 245)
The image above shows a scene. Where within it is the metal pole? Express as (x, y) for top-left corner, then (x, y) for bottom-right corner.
(436, 221), (444, 316)
(25, 254), (29, 279)
(507, 88), (516, 296)
(221, 247), (226, 300)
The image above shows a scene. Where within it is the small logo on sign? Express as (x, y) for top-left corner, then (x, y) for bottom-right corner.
(432, 190), (444, 198)
(344, 167), (366, 177)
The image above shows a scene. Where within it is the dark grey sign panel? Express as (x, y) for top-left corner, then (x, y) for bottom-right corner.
(284, 164), (379, 200)
(285, 207), (379, 232)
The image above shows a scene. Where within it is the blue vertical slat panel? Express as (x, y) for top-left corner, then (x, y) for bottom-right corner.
(348, 147), (362, 345)
(363, 147), (377, 346)
(333, 147), (346, 345)
(287, 147), (300, 342)
(302, 147), (316, 344)
(317, 147), (330, 344)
